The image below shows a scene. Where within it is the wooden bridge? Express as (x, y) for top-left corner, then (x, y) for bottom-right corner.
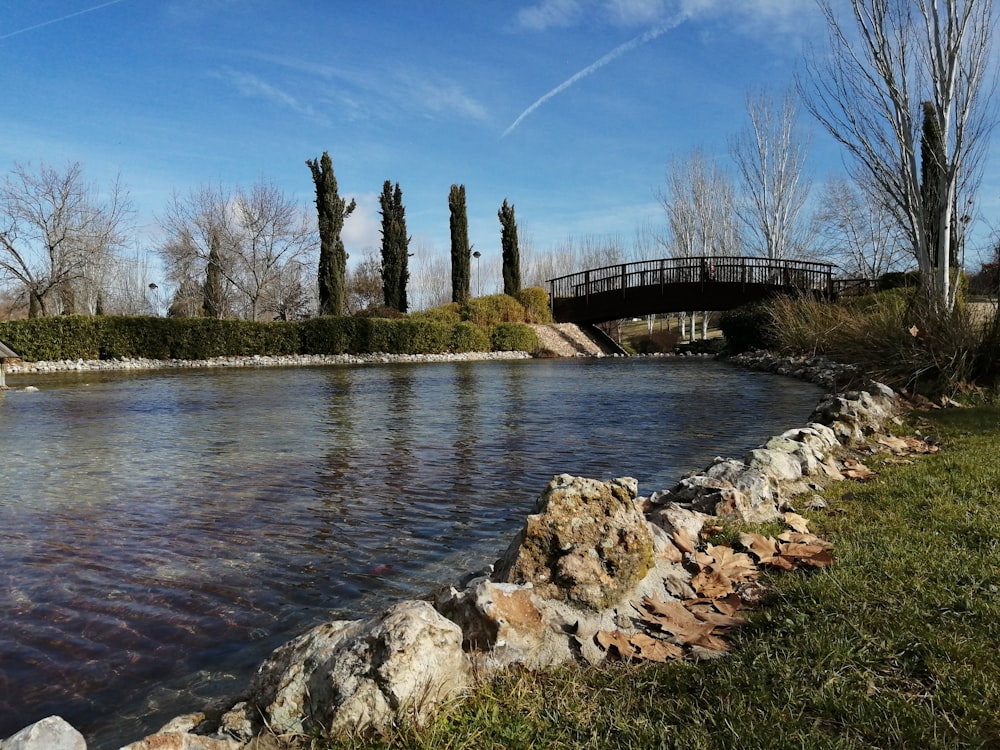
(546, 256), (837, 324)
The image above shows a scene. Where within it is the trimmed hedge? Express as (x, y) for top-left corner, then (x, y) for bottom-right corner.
(0, 314), (537, 362)
(490, 322), (539, 352)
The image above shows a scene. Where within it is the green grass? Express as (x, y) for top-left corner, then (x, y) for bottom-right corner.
(314, 406), (1000, 750)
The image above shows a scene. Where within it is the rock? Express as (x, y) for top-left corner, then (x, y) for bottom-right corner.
(0, 716), (86, 750)
(744, 448), (803, 485)
(221, 600), (473, 739)
(493, 475), (654, 610)
(120, 731), (241, 749)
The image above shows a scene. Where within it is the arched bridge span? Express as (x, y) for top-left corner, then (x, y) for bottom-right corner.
(546, 256), (837, 325)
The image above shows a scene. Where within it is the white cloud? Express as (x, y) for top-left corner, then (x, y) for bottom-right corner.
(396, 72), (490, 122)
(517, 0), (583, 31)
(342, 192), (381, 253)
(215, 68), (329, 125)
(516, 0), (818, 36)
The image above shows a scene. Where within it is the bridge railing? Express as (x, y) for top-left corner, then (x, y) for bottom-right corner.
(547, 256), (837, 302)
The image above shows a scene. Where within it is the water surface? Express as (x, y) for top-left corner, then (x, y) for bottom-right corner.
(0, 358), (821, 746)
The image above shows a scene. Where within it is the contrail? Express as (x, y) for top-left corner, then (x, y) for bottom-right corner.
(0, 0), (131, 41)
(502, 20), (682, 139)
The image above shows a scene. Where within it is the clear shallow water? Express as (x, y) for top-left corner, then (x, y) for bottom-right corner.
(0, 358), (821, 747)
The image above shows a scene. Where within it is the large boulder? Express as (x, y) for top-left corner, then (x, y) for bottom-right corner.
(0, 717), (85, 750)
(220, 600), (472, 739)
(493, 475), (654, 610)
(439, 475), (693, 669)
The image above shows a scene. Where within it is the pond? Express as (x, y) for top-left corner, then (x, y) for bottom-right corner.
(0, 357), (822, 747)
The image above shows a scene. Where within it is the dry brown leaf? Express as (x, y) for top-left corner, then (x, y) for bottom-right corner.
(877, 435), (910, 454)
(596, 630), (638, 660)
(759, 555), (797, 571)
(739, 532), (780, 561)
(672, 529), (696, 554)
(691, 633), (731, 653)
(778, 543), (835, 568)
(713, 593), (747, 616)
(636, 597), (716, 643)
(691, 568), (734, 598)
(842, 458), (876, 481)
(783, 512), (810, 533)
(629, 632), (684, 662)
(777, 531), (832, 548)
(710, 545), (759, 582)
(685, 602), (747, 629)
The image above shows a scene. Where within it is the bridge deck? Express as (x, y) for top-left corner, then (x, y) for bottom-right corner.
(546, 256), (836, 324)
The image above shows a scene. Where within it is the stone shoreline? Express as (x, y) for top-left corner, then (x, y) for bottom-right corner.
(4, 350), (533, 377)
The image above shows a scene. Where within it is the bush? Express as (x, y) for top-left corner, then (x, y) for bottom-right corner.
(462, 295), (526, 326)
(411, 303), (462, 325)
(719, 303), (776, 353)
(298, 316), (360, 355)
(490, 322), (539, 352)
(515, 287), (553, 324)
(451, 321), (491, 352)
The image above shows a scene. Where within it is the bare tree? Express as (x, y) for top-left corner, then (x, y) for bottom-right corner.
(660, 148), (742, 258)
(0, 162), (132, 316)
(813, 176), (909, 280)
(159, 181), (316, 320)
(660, 148), (742, 339)
(346, 248), (383, 313)
(729, 90), (813, 260)
(801, 0), (996, 312)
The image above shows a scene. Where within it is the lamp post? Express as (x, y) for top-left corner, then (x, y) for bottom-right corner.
(472, 250), (481, 297)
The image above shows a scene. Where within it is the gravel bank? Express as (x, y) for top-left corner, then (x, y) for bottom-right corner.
(5, 350), (532, 376)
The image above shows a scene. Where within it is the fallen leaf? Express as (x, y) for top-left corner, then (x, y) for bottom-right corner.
(635, 597), (716, 643)
(691, 568), (734, 598)
(596, 630), (638, 660)
(629, 632), (684, 662)
(783, 512), (810, 533)
(685, 602), (747, 629)
(777, 531), (832, 548)
(672, 529), (696, 554)
(739, 532), (780, 561)
(842, 458), (876, 481)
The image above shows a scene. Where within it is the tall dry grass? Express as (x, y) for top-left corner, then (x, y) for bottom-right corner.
(768, 290), (989, 396)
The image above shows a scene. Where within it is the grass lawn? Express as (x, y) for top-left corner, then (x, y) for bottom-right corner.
(320, 406), (1000, 750)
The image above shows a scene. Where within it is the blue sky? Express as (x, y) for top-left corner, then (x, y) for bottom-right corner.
(1, 0), (996, 288)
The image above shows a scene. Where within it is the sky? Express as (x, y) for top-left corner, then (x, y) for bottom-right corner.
(1, 0), (998, 293)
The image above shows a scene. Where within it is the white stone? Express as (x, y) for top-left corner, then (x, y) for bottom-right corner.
(1, 716), (85, 750)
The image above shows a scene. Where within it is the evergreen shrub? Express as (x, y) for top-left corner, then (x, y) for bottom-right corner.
(410, 303), (462, 325)
(463, 294), (526, 326)
(516, 287), (553, 323)
(490, 322), (538, 352)
(451, 321), (491, 352)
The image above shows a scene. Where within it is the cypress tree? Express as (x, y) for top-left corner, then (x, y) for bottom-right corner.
(379, 180), (410, 312)
(499, 198), (521, 296)
(306, 152), (356, 316)
(449, 184), (471, 303)
(203, 229), (225, 318)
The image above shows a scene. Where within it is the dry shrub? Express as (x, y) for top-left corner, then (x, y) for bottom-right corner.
(770, 291), (982, 395)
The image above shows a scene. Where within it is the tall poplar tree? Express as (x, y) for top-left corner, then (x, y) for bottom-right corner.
(499, 198), (521, 296)
(306, 152), (355, 316)
(379, 180), (410, 312)
(449, 184), (471, 303)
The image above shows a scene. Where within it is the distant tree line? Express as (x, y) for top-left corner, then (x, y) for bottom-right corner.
(0, 151), (524, 322)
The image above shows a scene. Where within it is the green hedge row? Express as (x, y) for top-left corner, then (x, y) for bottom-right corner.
(0, 315), (540, 362)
